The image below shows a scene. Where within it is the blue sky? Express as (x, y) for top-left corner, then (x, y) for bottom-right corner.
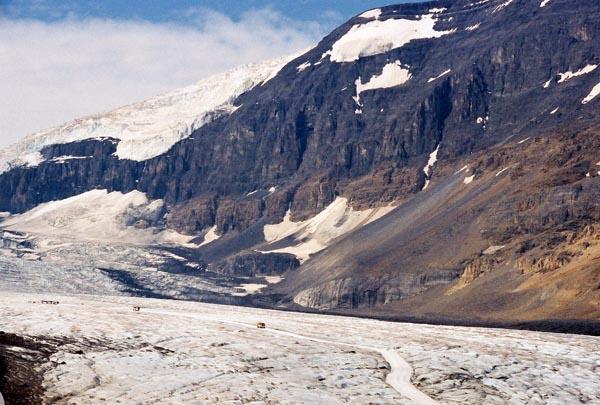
(0, 0), (424, 147)
(2, 1), (413, 27)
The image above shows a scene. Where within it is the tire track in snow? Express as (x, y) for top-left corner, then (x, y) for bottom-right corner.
(145, 309), (440, 404)
(379, 349), (440, 405)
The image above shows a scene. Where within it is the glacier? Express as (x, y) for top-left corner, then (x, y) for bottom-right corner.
(1, 292), (599, 404)
(0, 55), (293, 174)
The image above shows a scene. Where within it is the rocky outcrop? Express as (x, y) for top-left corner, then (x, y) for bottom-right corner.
(40, 138), (119, 159)
(455, 256), (499, 289)
(0, 139), (142, 213)
(517, 252), (575, 274)
(208, 252), (299, 277)
(566, 224), (600, 245)
(4, 0), (600, 235)
(166, 196), (218, 235)
(293, 271), (459, 310)
(477, 132), (600, 245)
(214, 199), (265, 234)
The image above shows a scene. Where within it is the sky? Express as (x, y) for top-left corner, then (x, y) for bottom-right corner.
(0, 0), (422, 148)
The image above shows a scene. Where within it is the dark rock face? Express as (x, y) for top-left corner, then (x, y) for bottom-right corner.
(40, 138), (119, 160)
(1, 0), (600, 320)
(208, 252), (299, 277)
(292, 271), (460, 310)
(0, 139), (142, 213)
(3, 0), (599, 232)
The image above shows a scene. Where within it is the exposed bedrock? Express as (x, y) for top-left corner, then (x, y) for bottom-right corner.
(0, 0), (600, 320)
(0, 139), (142, 213)
(293, 271), (460, 310)
(208, 252), (300, 277)
(7, 0), (600, 231)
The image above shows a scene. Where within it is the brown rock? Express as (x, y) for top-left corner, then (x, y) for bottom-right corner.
(215, 198), (264, 233)
(517, 252), (573, 274)
(456, 256), (498, 289)
(167, 195), (217, 234)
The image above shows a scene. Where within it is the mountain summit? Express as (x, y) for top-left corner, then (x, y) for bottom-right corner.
(1, 0), (599, 326)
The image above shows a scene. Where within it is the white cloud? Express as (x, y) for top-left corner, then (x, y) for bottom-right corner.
(0, 9), (323, 148)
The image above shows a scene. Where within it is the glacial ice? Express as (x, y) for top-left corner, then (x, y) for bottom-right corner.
(1, 292), (598, 404)
(0, 56), (294, 174)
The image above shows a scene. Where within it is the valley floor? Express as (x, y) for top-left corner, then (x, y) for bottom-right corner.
(1, 292), (599, 404)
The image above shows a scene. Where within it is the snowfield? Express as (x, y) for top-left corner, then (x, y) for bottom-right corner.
(0, 292), (599, 404)
(0, 56), (293, 174)
(260, 197), (394, 262)
(583, 81), (600, 104)
(354, 61), (412, 106)
(556, 64), (597, 83)
(321, 14), (455, 63)
(1, 190), (194, 246)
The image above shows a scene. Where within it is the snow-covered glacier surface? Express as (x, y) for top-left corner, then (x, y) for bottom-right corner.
(1, 292), (599, 404)
(0, 55), (292, 174)
(0, 188), (283, 300)
(1, 189), (194, 246)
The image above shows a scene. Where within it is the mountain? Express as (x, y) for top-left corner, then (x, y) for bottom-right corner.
(1, 0), (599, 327)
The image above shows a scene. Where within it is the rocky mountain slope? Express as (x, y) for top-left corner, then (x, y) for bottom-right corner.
(1, 0), (599, 326)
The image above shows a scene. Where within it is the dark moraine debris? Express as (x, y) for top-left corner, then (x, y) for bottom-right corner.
(0, 332), (54, 405)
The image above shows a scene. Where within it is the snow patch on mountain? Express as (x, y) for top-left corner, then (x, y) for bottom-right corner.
(321, 14), (455, 63)
(543, 65), (597, 90)
(422, 145), (440, 191)
(423, 145), (440, 178)
(6, 151), (45, 170)
(0, 56), (293, 174)
(483, 245), (505, 254)
(359, 9), (381, 20)
(496, 167), (510, 176)
(259, 197), (394, 262)
(354, 61), (411, 106)
(493, 0), (514, 13)
(296, 61), (312, 72)
(466, 0), (492, 6)
(557, 65), (598, 83)
(455, 165), (468, 175)
(582, 82), (600, 104)
(1, 190), (195, 246)
(427, 69), (451, 83)
(49, 156), (93, 163)
(199, 226), (220, 247)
